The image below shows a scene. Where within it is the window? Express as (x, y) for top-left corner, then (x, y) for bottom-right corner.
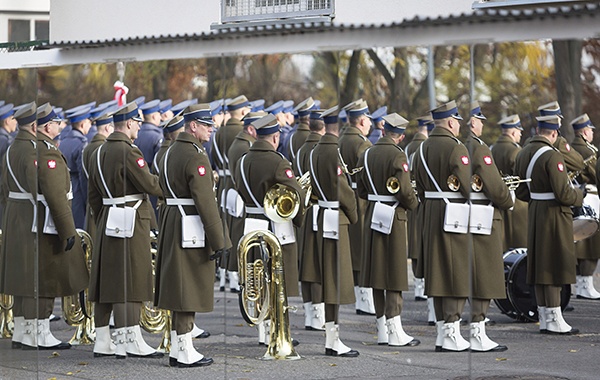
(35, 20), (49, 41)
(8, 19), (30, 43)
(256, 0), (300, 6)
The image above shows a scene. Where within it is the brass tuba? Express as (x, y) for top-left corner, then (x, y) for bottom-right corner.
(238, 230), (300, 360)
(0, 229), (14, 338)
(386, 177), (400, 194)
(62, 229), (95, 345)
(140, 230), (171, 353)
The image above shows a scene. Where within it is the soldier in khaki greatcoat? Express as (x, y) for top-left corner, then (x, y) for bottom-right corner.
(491, 114), (527, 251)
(357, 113), (419, 348)
(233, 114), (305, 346)
(412, 101), (472, 352)
(569, 114), (600, 299)
(405, 115), (435, 323)
(311, 106), (359, 357)
(286, 97), (314, 161)
(338, 99), (375, 315)
(466, 102), (512, 352)
(515, 114), (583, 335)
(155, 104), (230, 368)
(87, 102), (164, 359)
(295, 109), (326, 332)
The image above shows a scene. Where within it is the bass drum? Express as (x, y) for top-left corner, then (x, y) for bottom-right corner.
(494, 248), (570, 322)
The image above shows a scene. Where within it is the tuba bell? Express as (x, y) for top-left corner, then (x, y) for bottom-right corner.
(447, 174), (460, 191)
(264, 184), (301, 223)
(386, 177), (400, 194)
(471, 174), (483, 192)
(238, 230), (300, 360)
(62, 229), (95, 345)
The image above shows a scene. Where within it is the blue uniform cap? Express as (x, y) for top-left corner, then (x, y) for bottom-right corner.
(253, 114), (281, 136)
(0, 104), (15, 120)
(140, 99), (161, 115)
(371, 106), (387, 123)
(430, 100), (462, 121)
(283, 100), (294, 113)
(171, 100), (195, 116)
(90, 104), (109, 120)
(165, 115), (185, 133)
(183, 104), (215, 125)
(265, 100), (285, 115)
(210, 99), (224, 116)
(309, 109), (324, 121)
(68, 108), (92, 124)
(250, 99), (265, 112)
(133, 96), (146, 106)
(159, 99), (173, 114)
(97, 99), (118, 109)
(536, 115), (561, 130)
(321, 106), (339, 125)
(113, 102), (143, 123)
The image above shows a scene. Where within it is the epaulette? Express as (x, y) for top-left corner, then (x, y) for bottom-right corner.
(450, 135), (462, 145)
(30, 140), (36, 149)
(472, 136), (485, 146)
(192, 143), (205, 155)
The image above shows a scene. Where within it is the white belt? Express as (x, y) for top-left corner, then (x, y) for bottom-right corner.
(166, 198), (195, 206)
(318, 200), (339, 209)
(38, 192), (73, 201)
(424, 191), (466, 199)
(8, 191), (34, 201)
(469, 193), (489, 201)
(368, 194), (396, 202)
(217, 169), (231, 177)
(530, 192), (555, 200)
(351, 182), (357, 189)
(245, 206), (264, 215)
(103, 194), (144, 205)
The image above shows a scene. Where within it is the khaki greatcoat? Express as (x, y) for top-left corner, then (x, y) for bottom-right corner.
(356, 136), (418, 291)
(37, 133), (89, 297)
(310, 133), (357, 305)
(514, 136), (583, 285)
(154, 132), (230, 312)
(82, 133), (107, 243)
(87, 131), (162, 303)
(412, 127), (472, 297)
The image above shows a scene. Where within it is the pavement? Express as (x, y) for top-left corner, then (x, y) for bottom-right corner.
(0, 274), (598, 380)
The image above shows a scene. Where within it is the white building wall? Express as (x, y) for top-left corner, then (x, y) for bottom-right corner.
(0, 0), (49, 42)
(49, 0), (473, 43)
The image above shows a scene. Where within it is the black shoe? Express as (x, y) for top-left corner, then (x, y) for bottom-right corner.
(11, 341), (22, 349)
(564, 305), (575, 312)
(334, 349), (359, 357)
(401, 338), (420, 347)
(435, 346), (442, 352)
(428, 321), (436, 326)
(292, 339), (299, 347)
(49, 315), (61, 322)
(485, 319), (497, 327)
(471, 344), (508, 353)
(39, 342), (71, 350)
(219, 286), (225, 292)
(356, 309), (376, 316)
(576, 295), (600, 300)
(128, 351), (164, 358)
(178, 357), (213, 368)
(546, 328), (579, 335)
(540, 329), (549, 334)
(325, 348), (333, 356)
(169, 357), (178, 367)
(230, 288), (240, 294)
(116, 354), (127, 360)
(258, 342), (266, 346)
(94, 352), (116, 358)
(414, 296), (427, 302)
(194, 331), (210, 339)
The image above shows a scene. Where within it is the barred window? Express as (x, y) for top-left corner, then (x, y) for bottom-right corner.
(222, 0), (334, 23)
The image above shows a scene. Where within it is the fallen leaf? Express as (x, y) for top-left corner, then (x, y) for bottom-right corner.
(329, 363), (337, 367)
(569, 349), (579, 353)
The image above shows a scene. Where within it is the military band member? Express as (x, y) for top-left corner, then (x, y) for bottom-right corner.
(339, 99), (375, 315)
(82, 111), (115, 243)
(491, 114), (527, 250)
(59, 108), (92, 229)
(233, 114), (304, 346)
(159, 99), (174, 122)
(466, 102), (511, 352)
(153, 116), (184, 176)
(514, 114), (583, 335)
(570, 114), (600, 299)
(310, 106), (359, 357)
(0, 103), (17, 226)
(223, 111), (264, 294)
(367, 106), (386, 144)
(286, 97), (315, 161)
(405, 115), (433, 310)
(296, 109), (327, 331)
(357, 113), (420, 347)
(412, 101), (471, 352)
(155, 103), (231, 368)
(87, 102), (164, 358)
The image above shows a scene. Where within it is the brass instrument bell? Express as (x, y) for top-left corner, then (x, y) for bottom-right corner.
(264, 184), (301, 223)
(447, 174), (460, 191)
(471, 174), (483, 192)
(386, 176), (400, 194)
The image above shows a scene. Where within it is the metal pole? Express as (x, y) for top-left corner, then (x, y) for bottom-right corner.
(470, 44), (475, 101)
(427, 46), (436, 109)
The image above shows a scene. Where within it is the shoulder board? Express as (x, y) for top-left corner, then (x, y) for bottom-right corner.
(450, 136), (462, 145)
(473, 136), (485, 145)
(30, 140), (36, 148)
(192, 143), (205, 155)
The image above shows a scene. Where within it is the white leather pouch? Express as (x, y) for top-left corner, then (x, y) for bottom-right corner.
(272, 220), (296, 245)
(105, 206), (137, 238)
(322, 208), (339, 240)
(244, 218), (270, 235)
(370, 202), (395, 235)
(443, 202), (470, 234)
(469, 203), (494, 235)
(181, 215), (205, 248)
(226, 188), (245, 218)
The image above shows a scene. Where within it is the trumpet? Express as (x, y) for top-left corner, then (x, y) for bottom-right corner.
(567, 155), (596, 182)
(502, 175), (531, 191)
